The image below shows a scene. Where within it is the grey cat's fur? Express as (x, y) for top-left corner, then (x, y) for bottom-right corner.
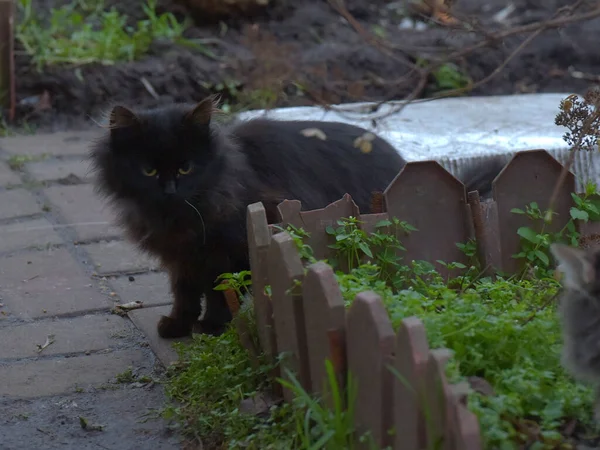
(551, 243), (600, 417)
(551, 243), (600, 382)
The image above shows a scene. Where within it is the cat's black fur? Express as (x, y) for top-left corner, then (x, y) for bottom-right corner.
(90, 98), (503, 339)
(90, 98), (407, 338)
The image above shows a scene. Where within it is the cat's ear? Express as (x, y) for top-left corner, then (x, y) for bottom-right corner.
(551, 243), (595, 290)
(109, 105), (140, 130)
(184, 95), (220, 127)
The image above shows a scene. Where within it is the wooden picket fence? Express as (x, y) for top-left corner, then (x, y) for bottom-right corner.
(243, 149), (592, 449)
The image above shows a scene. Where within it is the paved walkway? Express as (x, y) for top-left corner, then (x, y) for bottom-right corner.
(0, 130), (186, 450)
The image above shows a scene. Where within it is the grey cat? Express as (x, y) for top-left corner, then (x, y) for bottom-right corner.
(551, 243), (600, 416)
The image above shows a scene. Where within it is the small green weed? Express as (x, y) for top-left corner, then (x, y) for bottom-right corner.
(431, 63), (472, 92)
(16, 0), (211, 70)
(215, 270), (252, 300)
(115, 367), (136, 383)
(162, 324), (299, 449)
(279, 361), (360, 450)
(512, 181), (600, 277)
(417, 58), (472, 94)
(7, 153), (48, 171)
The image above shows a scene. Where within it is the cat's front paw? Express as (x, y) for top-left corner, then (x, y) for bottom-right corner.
(157, 315), (192, 338)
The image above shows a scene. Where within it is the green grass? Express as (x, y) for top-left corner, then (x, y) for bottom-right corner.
(6, 153), (48, 170)
(162, 323), (298, 449)
(16, 0), (214, 70)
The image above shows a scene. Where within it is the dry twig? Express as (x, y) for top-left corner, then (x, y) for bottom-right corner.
(320, 0), (600, 122)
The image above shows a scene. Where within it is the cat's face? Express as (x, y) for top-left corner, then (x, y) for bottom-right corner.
(101, 99), (221, 209)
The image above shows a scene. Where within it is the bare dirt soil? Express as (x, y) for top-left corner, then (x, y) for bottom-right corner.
(11, 0), (600, 130)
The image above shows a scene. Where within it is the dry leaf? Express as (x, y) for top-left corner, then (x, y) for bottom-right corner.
(36, 334), (55, 353)
(239, 392), (280, 417)
(111, 301), (143, 316)
(79, 416), (104, 432)
(353, 132), (376, 154)
(467, 376), (496, 397)
(300, 128), (327, 140)
(116, 301), (143, 311)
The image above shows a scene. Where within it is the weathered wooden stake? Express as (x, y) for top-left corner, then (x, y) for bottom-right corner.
(0, 0), (15, 121)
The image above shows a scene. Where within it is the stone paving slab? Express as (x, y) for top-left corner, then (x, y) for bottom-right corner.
(0, 217), (63, 253)
(0, 248), (110, 319)
(0, 314), (131, 360)
(84, 240), (160, 275)
(26, 157), (93, 184)
(43, 184), (121, 242)
(0, 130), (102, 156)
(0, 161), (21, 186)
(109, 272), (172, 308)
(129, 306), (185, 367)
(0, 349), (150, 399)
(0, 389), (181, 450)
(0, 188), (42, 220)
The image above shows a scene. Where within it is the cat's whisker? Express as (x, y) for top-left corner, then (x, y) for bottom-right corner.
(184, 199), (207, 245)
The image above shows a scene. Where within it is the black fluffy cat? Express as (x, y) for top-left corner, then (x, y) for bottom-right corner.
(90, 97), (501, 339)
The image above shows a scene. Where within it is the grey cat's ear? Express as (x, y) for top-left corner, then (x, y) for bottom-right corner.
(109, 106), (139, 130)
(185, 95), (221, 126)
(550, 243), (595, 289)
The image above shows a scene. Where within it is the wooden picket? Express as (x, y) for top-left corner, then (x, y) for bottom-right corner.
(277, 194), (360, 263)
(268, 232), (311, 401)
(346, 291), (395, 449)
(247, 202), (277, 363)
(0, 0), (15, 121)
(491, 149), (574, 273)
(384, 161), (472, 274)
(302, 262), (346, 408)
(394, 317), (430, 450)
(242, 148), (585, 450)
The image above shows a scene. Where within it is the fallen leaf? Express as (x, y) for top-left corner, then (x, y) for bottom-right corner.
(36, 334), (55, 353)
(239, 392), (281, 417)
(353, 132), (376, 154)
(79, 416), (104, 432)
(467, 376), (495, 397)
(113, 301), (143, 315)
(300, 128), (327, 140)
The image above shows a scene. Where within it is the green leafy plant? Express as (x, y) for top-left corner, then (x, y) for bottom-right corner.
(215, 270), (252, 300)
(512, 181), (600, 277)
(326, 217), (373, 270)
(274, 223), (318, 264)
(16, 0), (211, 70)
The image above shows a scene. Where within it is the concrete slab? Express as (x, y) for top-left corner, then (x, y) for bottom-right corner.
(0, 314), (131, 360)
(0, 349), (150, 399)
(0, 388), (180, 450)
(129, 306), (187, 367)
(0, 248), (110, 319)
(0, 130), (102, 156)
(0, 217), (63, 253)
(83, 240), (160, 275)
(43, 184), (121, 241)
(109, 272), (172, 307)
(0, 161), (21, 186)
(0, 188), (42, 220)
(26, 157), (93, 184)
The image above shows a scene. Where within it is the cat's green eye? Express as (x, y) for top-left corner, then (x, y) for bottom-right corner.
(142, 167), (157, 177)
(178, 162), (193, 175)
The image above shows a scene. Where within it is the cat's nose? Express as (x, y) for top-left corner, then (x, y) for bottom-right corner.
(163, 180), (177, 195)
